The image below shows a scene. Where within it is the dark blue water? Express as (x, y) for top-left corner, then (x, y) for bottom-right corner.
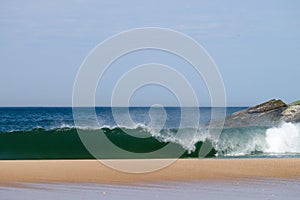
(0, 107), (243, 133)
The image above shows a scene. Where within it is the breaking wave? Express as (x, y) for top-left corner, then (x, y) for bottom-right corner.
(0, 123), (299, 159)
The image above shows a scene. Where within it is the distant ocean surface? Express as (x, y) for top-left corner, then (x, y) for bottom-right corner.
(0, 107), (300, 159)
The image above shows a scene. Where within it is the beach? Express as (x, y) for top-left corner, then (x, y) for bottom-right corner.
(1, 158), (300, 200)
(2, 0), (300, 199)
(1, 158), (300, 185)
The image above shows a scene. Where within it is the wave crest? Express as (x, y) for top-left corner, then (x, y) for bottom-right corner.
(1, 122), (300, 159)
(265, 123), (300, 154)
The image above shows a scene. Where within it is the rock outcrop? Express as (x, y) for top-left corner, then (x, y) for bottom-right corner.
(280, 102), (300, 123)
(246, 99), (287, 114)
(210, 99), (300, 128)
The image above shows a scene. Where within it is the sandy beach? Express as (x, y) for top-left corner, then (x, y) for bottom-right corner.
(0, 158), (300, 186)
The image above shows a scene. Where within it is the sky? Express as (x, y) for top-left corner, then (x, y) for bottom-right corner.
(0, 0), (300, 106)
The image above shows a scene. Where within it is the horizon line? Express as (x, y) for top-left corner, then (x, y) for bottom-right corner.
(0, 105), (249, 108)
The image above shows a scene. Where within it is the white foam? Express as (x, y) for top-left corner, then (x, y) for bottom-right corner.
(265, 123), (300, 153)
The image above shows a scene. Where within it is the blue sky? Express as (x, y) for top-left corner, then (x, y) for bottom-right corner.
(1, 0), (300, 106)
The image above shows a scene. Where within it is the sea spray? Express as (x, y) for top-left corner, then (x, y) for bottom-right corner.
(212, 123), (300, 157)
(212, 126), (267, 156)
(265, 123), (300, 153)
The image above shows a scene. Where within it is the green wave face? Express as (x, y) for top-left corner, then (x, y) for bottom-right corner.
(0, 128), (216, 159)
(1, 124), (299, 159)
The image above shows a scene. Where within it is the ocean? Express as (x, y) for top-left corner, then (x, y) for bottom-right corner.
(0, 107), (299, 159)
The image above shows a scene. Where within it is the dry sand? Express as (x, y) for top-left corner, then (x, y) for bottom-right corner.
(0, 158), (300, 186)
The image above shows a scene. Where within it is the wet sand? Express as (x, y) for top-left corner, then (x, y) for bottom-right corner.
(0, 158), (300, 186)
(2, 179), (300, 200)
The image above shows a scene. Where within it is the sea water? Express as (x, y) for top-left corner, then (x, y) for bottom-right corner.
(0, 107), (299, 159)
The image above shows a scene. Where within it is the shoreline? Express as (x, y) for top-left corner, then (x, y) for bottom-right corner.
(1, 158), (300, 186)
